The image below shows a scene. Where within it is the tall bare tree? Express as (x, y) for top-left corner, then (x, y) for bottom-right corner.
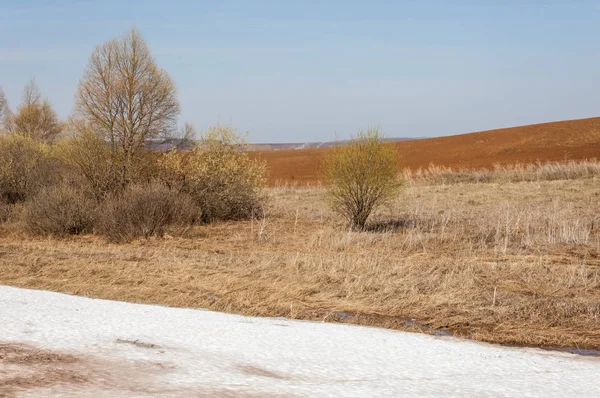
(0, 88), (7, 120)
(22, 79), (42, 106)
(0, 87), (13, 134)
(11, 79), (62, 142)
(74, 28), (180, 187)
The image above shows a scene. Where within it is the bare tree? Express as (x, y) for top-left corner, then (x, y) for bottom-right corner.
(10, 79), (62, 141)
(0, 87), (13, 134)
(0, 88), (7, 120)
(22, 78), (42, 106)
(156, 121), (195, 151)
(74, 28), (180, 187)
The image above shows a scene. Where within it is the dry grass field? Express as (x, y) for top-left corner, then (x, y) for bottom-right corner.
(1, 163), (599, 351)
(252, 117), (600, 185)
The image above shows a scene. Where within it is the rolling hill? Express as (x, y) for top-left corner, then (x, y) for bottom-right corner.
(250, 117), (600, 185)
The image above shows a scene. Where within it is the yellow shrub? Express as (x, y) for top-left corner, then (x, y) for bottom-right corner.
(0, 133), (59, 203)
(158, 125), (267, 222)
(323, 127), (401, 230)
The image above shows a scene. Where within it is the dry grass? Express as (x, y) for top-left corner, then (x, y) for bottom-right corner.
(0, 175), (599, 351)
(405, 159), (600, 186)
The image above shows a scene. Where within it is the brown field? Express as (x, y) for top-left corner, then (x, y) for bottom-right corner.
(251, 117), (600, 185)
(1, 164), (599, 351)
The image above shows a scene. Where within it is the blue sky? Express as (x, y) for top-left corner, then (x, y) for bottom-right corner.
(1, 0), (599, 143)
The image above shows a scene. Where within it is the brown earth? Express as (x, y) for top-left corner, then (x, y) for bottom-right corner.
(250, 117), (600, 185)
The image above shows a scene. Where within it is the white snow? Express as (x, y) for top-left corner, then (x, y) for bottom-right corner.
(1, 285), (599, 397)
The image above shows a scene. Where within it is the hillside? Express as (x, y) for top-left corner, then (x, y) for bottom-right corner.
(251, 117), (600, 184)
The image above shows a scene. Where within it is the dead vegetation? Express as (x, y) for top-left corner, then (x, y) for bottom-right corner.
(0, 172), (598, 350)
(96, 183), (200, 242)
(22, 184), (96, 237)
(404, 159), (600, 186)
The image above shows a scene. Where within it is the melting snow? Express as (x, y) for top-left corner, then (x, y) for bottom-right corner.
(1, 286), (598, 397)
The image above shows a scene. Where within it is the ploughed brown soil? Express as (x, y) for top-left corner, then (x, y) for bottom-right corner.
(251, 117), (600, 185)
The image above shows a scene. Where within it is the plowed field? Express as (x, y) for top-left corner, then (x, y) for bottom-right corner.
(251, 117), (600, 185)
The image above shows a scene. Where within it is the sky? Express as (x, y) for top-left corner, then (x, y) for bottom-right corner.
(1, 0), (599, 143)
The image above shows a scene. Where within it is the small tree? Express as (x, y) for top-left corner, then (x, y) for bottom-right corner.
(11, 79), (63, 142)
(74, 28), (180, 189)
(324, 127), (400, 230)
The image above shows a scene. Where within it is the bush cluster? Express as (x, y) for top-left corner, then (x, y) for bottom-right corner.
(97, 183), (200, 242)
(0, 133), (59, 203)
(158, 125), (266, 223)
(23, 184), (95, 236)
(0, 124), (267, 242)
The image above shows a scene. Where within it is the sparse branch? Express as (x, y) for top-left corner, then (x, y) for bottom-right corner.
(0, 88), (11, 133)
(22, 78), (41, 106)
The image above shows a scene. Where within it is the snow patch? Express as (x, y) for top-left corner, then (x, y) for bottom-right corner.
(1, 286), (598, 397)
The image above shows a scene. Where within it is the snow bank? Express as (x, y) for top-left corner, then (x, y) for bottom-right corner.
(1, 285), (598, 397)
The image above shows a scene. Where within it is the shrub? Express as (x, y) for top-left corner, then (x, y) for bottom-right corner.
(57, 120), (170, 200)
(0, 199), (11, 223)
(55, 123), (127, 200)
(22, 185), (95, 236)
(323, 127), (401, 230)
(97, 183), (200, 242)
(157, 124), (267, 222)
(0, 133), (59, 203)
